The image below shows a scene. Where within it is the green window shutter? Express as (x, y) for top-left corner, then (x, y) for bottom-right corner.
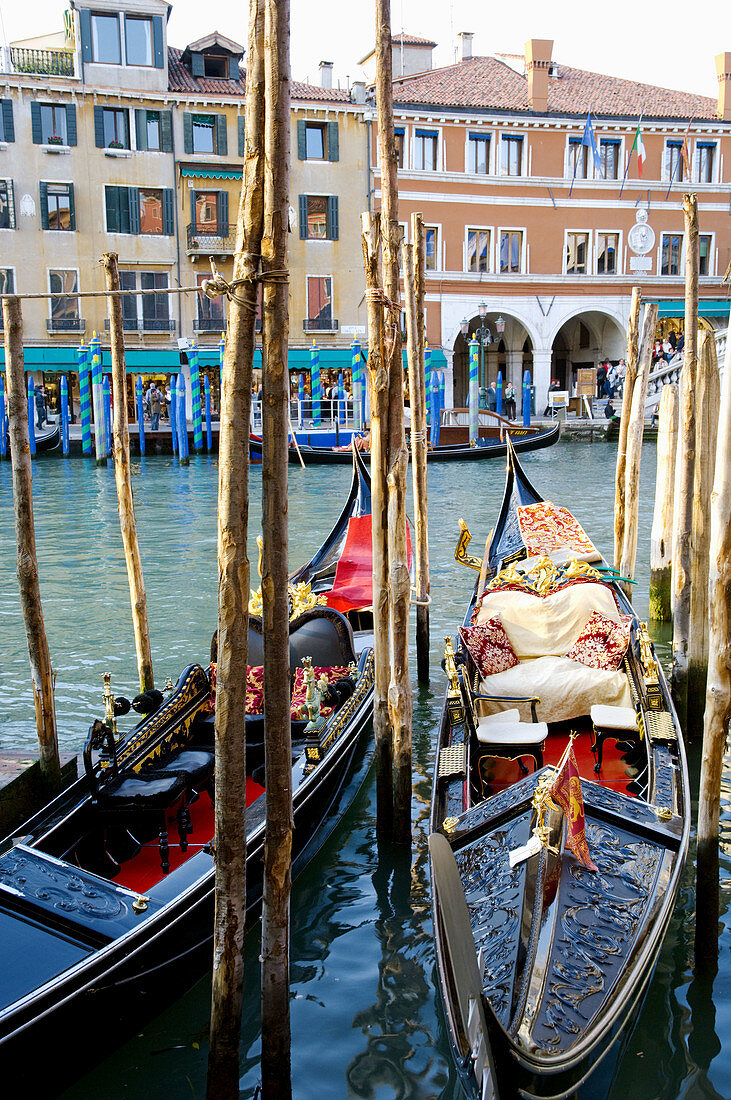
(183, 112), (193, 155)
(2, 99), (15, 143)
(128, 187), (140, 235)
(297, 119), (307, 160)
(190, 190), (197, 228)
(163, 189), (175, 235)
(191, 52), (204, 77)
(219, 190), (229, 236)
(94, 106), (105, 148)
(79, 9), (92, 63)
(160, 111), (173, 153)
(39, 181), (49, 229)
(68, 183), (76, 231)
(299, 195), (307, 239)
(66, 104), (77, 146)
(152, 16), (164, 68)
(327, 195), (339, 240)
(238, 115), (246, 157)
(327, 121), (339, 162)
(105, 186), (119, 233)
(31, 102), (42, 144)
(215, 114), (227, 156)
(135, 109), (147, 151)
(228, 56), (240, 80)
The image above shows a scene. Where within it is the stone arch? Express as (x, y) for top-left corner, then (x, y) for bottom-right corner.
(548, 307), (627, 392)
(450, 310), (541, 408)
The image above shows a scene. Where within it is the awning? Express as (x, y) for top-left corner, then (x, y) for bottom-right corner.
(180, 167), (243, 180)
(651, 298), (730, 319)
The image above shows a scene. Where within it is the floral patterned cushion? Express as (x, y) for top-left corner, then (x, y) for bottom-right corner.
(290, 665), (351, 721)
(204, 663), (265, 715)
(565, 611), (631, 672)
(459, 618), (520, 678)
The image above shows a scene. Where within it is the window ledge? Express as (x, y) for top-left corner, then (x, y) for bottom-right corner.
(104, 148), (133, 158)
(42, 144), (71, 155)
(0, 142), (7, 152)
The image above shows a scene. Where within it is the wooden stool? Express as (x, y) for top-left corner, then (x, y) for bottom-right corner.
(590, 704), (641, 774)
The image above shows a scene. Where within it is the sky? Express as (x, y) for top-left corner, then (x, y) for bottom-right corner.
(0, 0), (725, 102)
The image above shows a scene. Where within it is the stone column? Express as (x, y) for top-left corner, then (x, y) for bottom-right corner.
(504, 348), (523, 390)
(531, 349), (553, 414)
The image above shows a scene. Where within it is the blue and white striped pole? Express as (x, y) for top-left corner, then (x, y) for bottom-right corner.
(60, 376), (70, 455)
(298, 372), (305, 427)
(78, 345), (92, 456)
(468, 337), (479, 445)
(496, 370), (503, 418)
(103, 375), (112, 457)
(204, 374), (212, 451)
(429, 368), (440, 448)
(27, 376), (36, 457)
(0, 375), (6, 459)
(177, 372), (189, 463)
(351, 340), (363, 431)
(190, 346), (203, 452)
(169, 374), (178, 454)
(337, 370), (346, 425)
(136, 376), (145, 456)
(310, 340), (321, 426)
(523, 370), (531, 427)
(90, 334), (106, 464)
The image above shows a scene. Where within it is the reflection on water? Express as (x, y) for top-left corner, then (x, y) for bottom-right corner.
(1, 443), (729, 1100)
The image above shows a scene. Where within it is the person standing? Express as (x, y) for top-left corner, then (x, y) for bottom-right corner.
(35, 384), (46, 429)
(150, 385), (162, 431)
(503, 381), (516, 420)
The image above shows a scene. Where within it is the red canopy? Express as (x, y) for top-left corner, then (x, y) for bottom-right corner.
(326, 515), (412, 614)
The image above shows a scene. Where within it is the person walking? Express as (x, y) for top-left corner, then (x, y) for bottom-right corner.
(150, 385), (162, 431)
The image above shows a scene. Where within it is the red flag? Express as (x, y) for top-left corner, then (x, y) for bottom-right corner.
(549, 741), (598, 871)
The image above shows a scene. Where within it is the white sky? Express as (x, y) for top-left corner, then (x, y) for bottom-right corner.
(0, 0), (725, 102)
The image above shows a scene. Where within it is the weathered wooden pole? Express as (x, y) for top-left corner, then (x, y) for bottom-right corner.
(409, 212), (430, 684)
(260, 0), (293, 1094)
(694, 328), (731, 968)
(2, 296), (61, 795)
(614, 286), (642, 569)
(361, 211), (393, 842)
(102, 252), (154, 694)
(375, 0), (412, 846)
(671, 193), (699, 727)
(688, 331), (721, 733)
(205, 0), (264, 1094)
(619, 303), (658, 590)
(649, 383), (679, 621)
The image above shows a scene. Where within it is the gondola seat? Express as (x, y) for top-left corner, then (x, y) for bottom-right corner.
(590, 704), (642, 773)
(474, 706), (548, 775)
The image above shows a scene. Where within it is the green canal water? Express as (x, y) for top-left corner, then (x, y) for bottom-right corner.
(0, 441), (729, 1099)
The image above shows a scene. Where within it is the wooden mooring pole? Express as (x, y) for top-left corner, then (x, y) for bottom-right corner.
(671, 193), (699, 728)
(407, 212), (430, 685)
(614, 285), (642, 569)
(694, 326), (731, 969)
(649, 383), (679, 620)
(2, 296), (61, 795)
(205, 0), (264, 1093)
(102, 252), (154, 693)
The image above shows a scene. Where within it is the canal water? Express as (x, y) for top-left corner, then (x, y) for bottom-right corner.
(0, 441), (728, 1100)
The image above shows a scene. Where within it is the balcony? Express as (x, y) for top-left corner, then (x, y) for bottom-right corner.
(193, 316), (226, 334)
(141, 318), (176, 333)
(186, 224), (235, 256)
(7, 47), (76, 77)
(302, 317), (339, 333)
(47, 317), (85, 333)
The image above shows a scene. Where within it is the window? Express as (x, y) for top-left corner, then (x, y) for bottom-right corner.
(467, 228), (490, 273)
(204, 55), (228, 78)
(500, 230), (523, 273)
(566, 232), (589, 275)
(91, 12), (121, 64)
(568, 138), (587, 179)
(125, 16), (153, 66)
(188, 190), (229, 245)
(194, 191), (220, 233)
(599, 139), (620, 180)
(49, 270), (80, 329)
(135, 109), (172, 153)
(305, 123), (325, 159)
(140, 272), (170, 330)
(184, 113), (227, 156)
(306, 276), (334, 330)
(697, 142), (715, 183)
(120, 271), (139, 329)
(0, 99), (14, 143)
(105, 186), (174, 235)
(0, 181), (15, 229)
(139, 189), (163, 234)
(394, 128), (404, 169)
(298, 195), (338, 240)
(468, 133), (490, 175)
(196, 272), (225, 331)
(414, 130), (438, 171)
(597, 232), (619, 275)
(40, 104), (68, 145)
(42, 182), (74, 231)
(661, 233), (682, 276)
(95, 106), (129, 148)
(500, 135), (523, 176)
(699, 234), (712, 276)
(0, 269), (13, 307)
(667, 141), (684, 182)
(425, 226), (438, 270)
(297, 120), (338, 162)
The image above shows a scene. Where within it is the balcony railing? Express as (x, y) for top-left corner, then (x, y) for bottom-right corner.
(186, 224), (235, 254)
(9, 47), (75, 77)
(141, 318), (176, 332)
(302, 317), (339, 332)
(193, 316), (226, 333)
(47, 317), (85, 332)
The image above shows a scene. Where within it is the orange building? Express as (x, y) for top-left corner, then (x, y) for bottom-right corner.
(370, 36), (731, 408)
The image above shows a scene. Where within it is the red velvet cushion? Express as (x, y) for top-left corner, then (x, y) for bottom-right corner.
(205, 663), (265, 714)
(566, 611), (631, 671)
(459, 618), (520, 678)
(291, 665), (351, 720)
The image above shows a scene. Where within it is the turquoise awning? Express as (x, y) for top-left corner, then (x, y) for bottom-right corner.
(651, 299), (730, 319)
(180, 167), (243, 180)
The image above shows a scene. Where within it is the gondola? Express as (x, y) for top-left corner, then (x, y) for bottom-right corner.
(284, 421), (560, 464)
(3, 422), (61, 454)
(429, 438), (689, 1100)
(0, 448), (375, 1092)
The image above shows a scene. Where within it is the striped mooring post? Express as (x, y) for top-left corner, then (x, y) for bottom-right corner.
(468, 337), (479, 445)
(103, 375), (112, 457)
(27, 375), (36, 457)
(177, 372), (189, 464)
(90, 334), (106, 465)
(337, 370), (346, 425)
(351, 340), (363, 430)
(169, 374), (178, 454)
(189, 345), (203, 452)
(78, 344), (92, 456)
(522, 369), (532, 427)
(496, 370), (503, 417)
(310, 340), (321, 427)
(204, 374), (212, 451)
(136, 376), (145, 456)
(60, 376), (70, 455)
(298, 372), (305, 427)
(0, 375), (6, 459)
(429, 368), (441, 448)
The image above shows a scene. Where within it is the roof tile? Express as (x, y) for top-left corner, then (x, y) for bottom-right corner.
(168, 46), (351, 102)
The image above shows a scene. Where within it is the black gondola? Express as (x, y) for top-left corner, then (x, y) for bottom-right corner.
(0, 448), (375, 1093)
(430, 439), (689, 1100)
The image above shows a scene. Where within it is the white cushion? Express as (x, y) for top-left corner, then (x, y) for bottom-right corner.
(477, 582), (620, 659)
(480, 655), (632, 724)
(475, 707), (521, 726)
(476, 718), (548, 745)
(591, 704), (638, 730)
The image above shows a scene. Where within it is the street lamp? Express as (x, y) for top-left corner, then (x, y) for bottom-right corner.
(476, 301), (492, 409)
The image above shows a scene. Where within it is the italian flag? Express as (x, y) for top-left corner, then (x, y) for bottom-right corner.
(631, 121), (646, 177)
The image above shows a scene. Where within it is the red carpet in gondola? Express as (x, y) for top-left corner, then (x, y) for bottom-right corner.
(326, 515), (412, 614)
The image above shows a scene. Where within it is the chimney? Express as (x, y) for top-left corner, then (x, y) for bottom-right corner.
(716, 52), (731, 120)
(319, 60), (333, 88)
(525, 38), (553, 113)
(351, 80), (366, 105)
(458, 32), (473, 61)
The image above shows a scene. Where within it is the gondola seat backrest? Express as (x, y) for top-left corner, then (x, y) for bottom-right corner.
(218, 608), (357, 680)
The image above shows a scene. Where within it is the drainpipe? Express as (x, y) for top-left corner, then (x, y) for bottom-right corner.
(366, 116), (372, 212)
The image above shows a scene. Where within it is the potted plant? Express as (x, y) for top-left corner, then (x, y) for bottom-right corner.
(108, 140), (124, 150)
(47, 134), (64, 146)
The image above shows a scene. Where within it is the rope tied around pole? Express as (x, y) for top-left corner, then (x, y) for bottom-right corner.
(201, 259), (290, 313)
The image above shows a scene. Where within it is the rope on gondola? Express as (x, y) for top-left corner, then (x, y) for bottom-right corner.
(90, 931), (215, 990)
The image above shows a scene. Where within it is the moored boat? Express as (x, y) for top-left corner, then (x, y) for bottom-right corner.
(429, 439), (689, 1100)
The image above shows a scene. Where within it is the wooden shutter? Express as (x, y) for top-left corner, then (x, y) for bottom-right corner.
(218, 190), (229, 236)
(128, 187), (140, 235)
(160, 111), (173, 153)
(2, 99), (14, 143)
(327, 196), (339, 240)
(79, 8), (92, 63)
(215, 114), (228, 156)
(297, 119), (307, 160)
(65, 104), (77, 146)
(238, 115), (246, 157)
(94, 106), (105, 148)
(299, 195), (308, 239)
(152, 16), (164, 68)
(327, 121), (339, 162)
(31, 102), (42, 144)
(163, 189), (175, 235)
(105, 186), (120, 233)
(228, 55), (239, 80)
(191, 52), (204, 77)
(135, 109), (147, 151)
(67, 183), (76, 231)
(183, 112), (193, 155)
(39, 181), (49, 229)
(190, 190), (197, 229)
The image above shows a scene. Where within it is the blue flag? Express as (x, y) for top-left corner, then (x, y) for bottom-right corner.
(581, 113), (603, 177)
